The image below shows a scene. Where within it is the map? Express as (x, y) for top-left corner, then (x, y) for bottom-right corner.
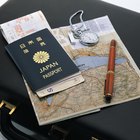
(26, 16), (140, 125)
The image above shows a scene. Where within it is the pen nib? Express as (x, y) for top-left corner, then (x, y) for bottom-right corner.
(105, 95), (112, 103)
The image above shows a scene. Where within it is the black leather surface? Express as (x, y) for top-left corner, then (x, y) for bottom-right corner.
(0, 107), (39, 140)
(0, 0), (140, 139)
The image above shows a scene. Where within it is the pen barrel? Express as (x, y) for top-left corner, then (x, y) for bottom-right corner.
(104, 40), (116, 101)
(108, 72), (114, 96)
(105, 72), (114, 96)
(108, 45), (116, 71)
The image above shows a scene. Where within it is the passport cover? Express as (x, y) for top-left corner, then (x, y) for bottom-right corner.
(5, 29), (79, 92)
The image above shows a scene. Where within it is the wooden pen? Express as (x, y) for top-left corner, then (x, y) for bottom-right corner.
(104, 39), (116, 103)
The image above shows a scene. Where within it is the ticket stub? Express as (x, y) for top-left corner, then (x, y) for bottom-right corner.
(0, 10), (51, 43)
(37, 74), (84, 98)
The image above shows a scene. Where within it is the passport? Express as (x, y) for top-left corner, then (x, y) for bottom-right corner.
(5, 29), (80, 92)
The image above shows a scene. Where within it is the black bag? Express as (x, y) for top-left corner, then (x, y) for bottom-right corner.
(1, 0), (140, 140)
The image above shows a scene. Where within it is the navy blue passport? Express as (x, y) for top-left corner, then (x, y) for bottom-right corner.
(5, 29), (79, 92)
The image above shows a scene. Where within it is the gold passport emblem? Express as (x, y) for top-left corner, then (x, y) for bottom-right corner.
(33, 51), (50, 64)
